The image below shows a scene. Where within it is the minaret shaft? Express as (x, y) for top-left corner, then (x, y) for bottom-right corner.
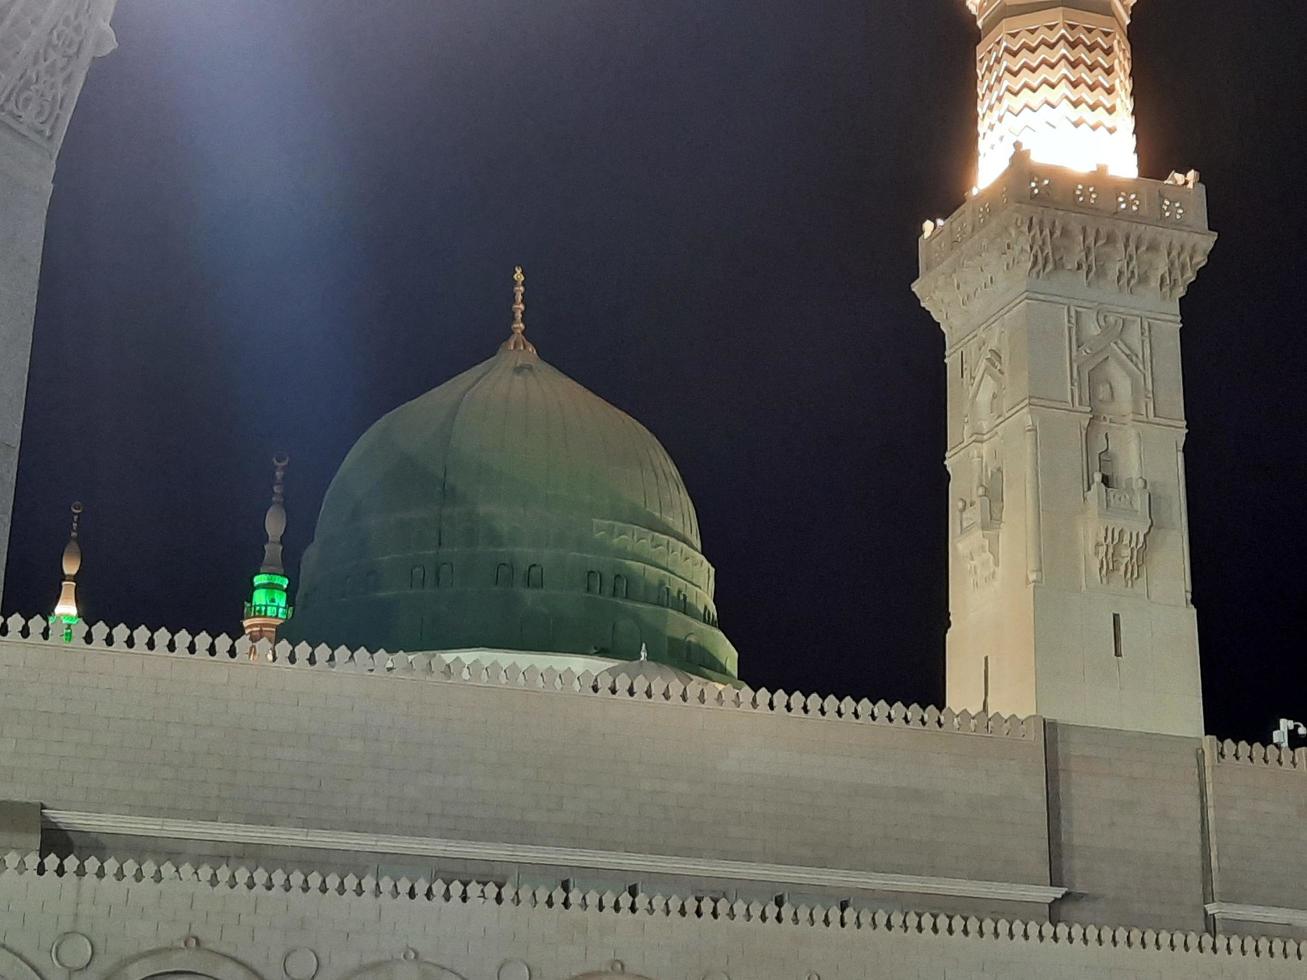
(915, 1), (1214, 736)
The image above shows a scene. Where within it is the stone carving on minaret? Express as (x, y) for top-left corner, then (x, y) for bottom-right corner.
(914, 1), (1214, 734)
(914, 154), (1215, 341)
(0, 0), (119, 157)
(955, 448), (1004, 594)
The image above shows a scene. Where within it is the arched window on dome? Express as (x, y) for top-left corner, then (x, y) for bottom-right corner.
(526, 564), (544, 589)
(495, 563), (514, 588)
(586, 570), (602, 594)
(437, 562), (454, 588)
(658, 584), (671, 607)
(410, 565), (426, 590)
(612, 573), (628, 599)
(677, 590), (688, 613)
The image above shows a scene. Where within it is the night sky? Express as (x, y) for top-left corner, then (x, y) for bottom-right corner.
(6, 0), (1305, 742)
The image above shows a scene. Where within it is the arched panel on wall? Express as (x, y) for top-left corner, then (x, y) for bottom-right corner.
(341, 960), (466, 980)
(103, 946), (264, 980)
(0, 945), (44, 980)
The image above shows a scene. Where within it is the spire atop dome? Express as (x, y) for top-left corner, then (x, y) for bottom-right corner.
(243, 455), (293, 644)
(501, 265), (537, 355)
(52, 502), (83, 632)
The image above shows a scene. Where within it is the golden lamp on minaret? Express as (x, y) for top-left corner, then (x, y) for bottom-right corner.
(968, 0), (1141, 188)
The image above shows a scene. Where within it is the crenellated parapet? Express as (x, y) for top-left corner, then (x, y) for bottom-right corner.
(0, 848), (1303, 973)
(915, 150), (1215, 344)
(0, 611), (1037, 739)
(1212, 738), (1307, 771)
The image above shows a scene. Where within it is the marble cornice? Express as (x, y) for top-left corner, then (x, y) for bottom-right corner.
(43, 808), (1069, 906)
(913, 154), (1216, 341)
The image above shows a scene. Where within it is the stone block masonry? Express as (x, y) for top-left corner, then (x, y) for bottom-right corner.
(0, 851), (1302, 980)
(0, 613), (1304, 967)
(0, 619), (1050, 897)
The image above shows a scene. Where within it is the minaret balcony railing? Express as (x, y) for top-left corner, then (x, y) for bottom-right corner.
(243, 601), (292, 621)
(919, 148), (1207, 275)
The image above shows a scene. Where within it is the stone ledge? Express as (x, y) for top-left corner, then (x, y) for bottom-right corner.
(0, 848), (1301, 961)
(43, 808), (1066, 906)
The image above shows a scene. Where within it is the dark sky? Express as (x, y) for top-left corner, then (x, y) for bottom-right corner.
(6, 0), (1305, 742)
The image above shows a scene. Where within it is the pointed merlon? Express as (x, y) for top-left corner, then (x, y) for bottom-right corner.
(501, 265), (537, 354)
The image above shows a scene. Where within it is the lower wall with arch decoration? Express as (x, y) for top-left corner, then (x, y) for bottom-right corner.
(0, 852), (1302, 980)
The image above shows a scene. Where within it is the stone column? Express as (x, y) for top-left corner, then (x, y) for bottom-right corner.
(0, 0), (118, 601)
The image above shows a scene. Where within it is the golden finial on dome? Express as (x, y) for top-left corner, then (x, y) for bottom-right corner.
(501, 265), (537, 354)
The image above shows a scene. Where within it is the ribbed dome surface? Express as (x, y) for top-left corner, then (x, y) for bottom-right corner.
(285, 345), (738, 681)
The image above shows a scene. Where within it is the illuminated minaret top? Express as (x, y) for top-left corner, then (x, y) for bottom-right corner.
(967, 0), (1141, 188)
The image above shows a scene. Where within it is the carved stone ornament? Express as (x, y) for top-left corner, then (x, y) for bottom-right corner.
(961, 324), (1006, 435)
(51, 932), (94, 971)
(1084, 473), (1151, 587)
(957, 488), (1001, 592)
(917, 207), (1213, 336)
(914, 156), (1216, 341)
(0, 0), (118, 155)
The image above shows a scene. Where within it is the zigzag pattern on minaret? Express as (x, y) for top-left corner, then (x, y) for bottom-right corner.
(975, 18), (1138, 186)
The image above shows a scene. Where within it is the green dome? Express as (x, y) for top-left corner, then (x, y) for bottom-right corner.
(285, 342), (739, 681)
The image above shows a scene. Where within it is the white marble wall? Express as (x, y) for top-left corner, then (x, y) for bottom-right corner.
(0, 854), (1302, 980)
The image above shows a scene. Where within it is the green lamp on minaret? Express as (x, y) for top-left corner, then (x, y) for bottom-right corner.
(51, 501), (84, 642)
(242, 455), (292, 644)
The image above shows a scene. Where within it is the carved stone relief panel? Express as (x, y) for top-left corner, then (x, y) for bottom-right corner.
(102, 945), (263, 980)
(1068, 306), (1149, 418)
(954, 445), (1004, 593)
(915, 205), (1214, 336)
(1083, 421), (1151, 591)
(0, 945), (44, 980)
(343, 956), (465, 980)
(960, 323), (1008, 437)
(0, 0), (117, 155)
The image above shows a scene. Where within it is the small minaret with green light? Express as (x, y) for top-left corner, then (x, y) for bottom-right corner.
(51, 502), (84, 641)
(242, 455), (292, 643)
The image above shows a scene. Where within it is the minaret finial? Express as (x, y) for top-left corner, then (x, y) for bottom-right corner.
(243, 455), (293, 646)
(52, 502), (84, 632)
(501, 265), (537, 354)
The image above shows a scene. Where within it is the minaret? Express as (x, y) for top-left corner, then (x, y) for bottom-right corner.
(242, 455), (292, 644)
(51, 502), (84, 641)
(914, 0), (1216, 735)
